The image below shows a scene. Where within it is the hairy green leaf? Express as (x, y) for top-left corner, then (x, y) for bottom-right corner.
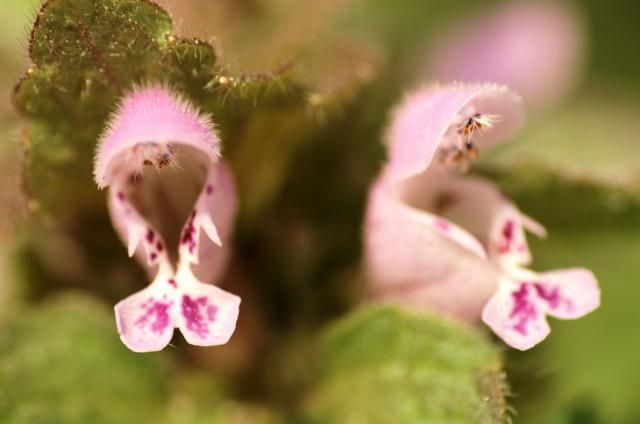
(301, 306), (510, 424)
(0, 294), (168, 423)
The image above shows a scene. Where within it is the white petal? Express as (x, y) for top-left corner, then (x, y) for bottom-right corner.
(114, 275), (179, 353)
(174, 268), (241, 346)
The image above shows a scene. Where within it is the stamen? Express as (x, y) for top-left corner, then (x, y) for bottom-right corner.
(128, 142), (179, 174)
(458, 113), (497, 138)
(438, 112), (500, 171)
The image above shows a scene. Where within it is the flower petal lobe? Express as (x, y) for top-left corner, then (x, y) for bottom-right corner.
(115, 278), (177, 353)
(175, 273), (240, 346)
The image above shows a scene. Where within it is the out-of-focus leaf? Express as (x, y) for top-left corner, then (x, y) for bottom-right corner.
(165, 374), (282, 424)
(0, 293), (168, 423)
(0, 292), (283, 423)
(483, 94), (640, 189)
(480, 164), (640, 232)
(301, 306), (509, 423)
(580, 0), (640, 87)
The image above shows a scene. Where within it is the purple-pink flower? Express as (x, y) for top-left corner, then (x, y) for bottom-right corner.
(364, 83), (600, 350)
(425, 1), (585, 109)
(95, 86), (240, 352)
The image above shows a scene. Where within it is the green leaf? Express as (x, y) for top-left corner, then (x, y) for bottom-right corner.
(479, 163), (640, 232)
(301, 306), (509, 424)
(164, 374), (282, 424)
(0, 293), (168, 423)
(477, 94), (640, 232)
(483, 93), (640, 190)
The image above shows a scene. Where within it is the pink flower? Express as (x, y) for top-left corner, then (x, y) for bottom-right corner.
(425, 1), (585, 109)
(364, 83), (599, 350)
(95, 86), (240, 352)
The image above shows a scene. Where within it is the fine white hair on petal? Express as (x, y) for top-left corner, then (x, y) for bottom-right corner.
(94, 84), (221, 189)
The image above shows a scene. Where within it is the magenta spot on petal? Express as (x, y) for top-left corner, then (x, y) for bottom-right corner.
(117, 191), (126, 202)
(533, 283), (572, 311)
(181, 295), (216, 338)
(156, 241), (163, 251)
(498, 220), (515, 253)
(206, 184), (214, 195)
(509, 284), (538, 336)
(146, 229), (155, 243)
(135, 300), (172, 335)
(206, 304), (218, 321)
(181, 210), (198, 248)
(168, 278), (177, 288)
(150, 252), (157, 261)
(434, 219), (451, 232)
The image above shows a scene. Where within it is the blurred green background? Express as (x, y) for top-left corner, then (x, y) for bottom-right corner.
(1, 0), (639, 422)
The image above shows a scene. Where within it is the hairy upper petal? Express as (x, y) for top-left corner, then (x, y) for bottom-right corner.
(94, 85), (220, 188)
(384, 82), (524, 182)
